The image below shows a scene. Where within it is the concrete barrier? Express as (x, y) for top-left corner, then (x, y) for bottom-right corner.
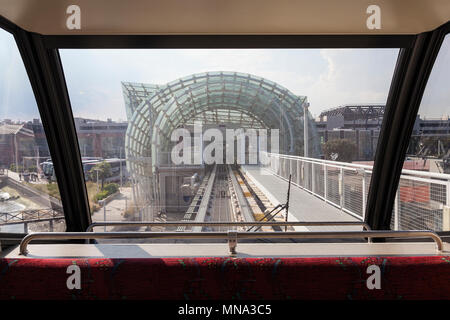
(101, 191), (121, 205)
(3, 177), (62, 209)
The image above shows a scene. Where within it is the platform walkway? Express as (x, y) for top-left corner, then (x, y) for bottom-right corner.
(242, 165), (363, 232)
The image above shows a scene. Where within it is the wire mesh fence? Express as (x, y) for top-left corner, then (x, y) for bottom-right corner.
(392, 174), (446, 230)
(263, 153), (450, 231)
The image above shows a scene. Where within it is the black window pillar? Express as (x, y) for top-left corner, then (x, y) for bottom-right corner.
(12, 29), (91, 231)
(365, 23), (449, 230)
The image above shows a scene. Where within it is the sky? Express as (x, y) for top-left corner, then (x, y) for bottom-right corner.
(1, 28), (449, 122)
(0, 29), (40, 120)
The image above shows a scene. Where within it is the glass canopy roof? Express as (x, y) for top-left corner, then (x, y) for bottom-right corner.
(122, 71), (320, 206)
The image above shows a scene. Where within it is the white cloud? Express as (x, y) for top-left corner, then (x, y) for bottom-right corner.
(57, 48), (399, 120)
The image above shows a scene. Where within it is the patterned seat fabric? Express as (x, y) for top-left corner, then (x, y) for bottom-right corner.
(1, 256), (449, 299)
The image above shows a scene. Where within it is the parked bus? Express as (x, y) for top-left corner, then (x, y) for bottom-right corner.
(41, 158), (128, 183)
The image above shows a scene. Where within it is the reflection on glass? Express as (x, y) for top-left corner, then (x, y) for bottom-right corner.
(60, 48), (398, 234)
(0, 29), (65, 233)
(392, 35), (450, 231)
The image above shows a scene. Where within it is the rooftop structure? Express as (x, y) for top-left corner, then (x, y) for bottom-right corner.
(122, 71), (321, 213)
(74, 118), (128, 158)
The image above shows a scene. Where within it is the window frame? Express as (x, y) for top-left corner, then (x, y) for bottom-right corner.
(366, 22), (450, 234)
(0, 15), (91, 233)
(1, 13), (449, 236)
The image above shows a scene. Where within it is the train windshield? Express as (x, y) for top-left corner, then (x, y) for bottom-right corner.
(59, 48), (402, 237)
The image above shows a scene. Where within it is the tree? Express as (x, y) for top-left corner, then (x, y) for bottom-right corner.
(89, 161), (112, 190)
(415, 136), (450, 158)
(322, 139), (357, 163)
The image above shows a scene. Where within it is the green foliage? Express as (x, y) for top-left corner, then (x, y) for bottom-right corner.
(89, 161), (112, 190)
(103, 183), (119, 194)
(25, 182), (61, 200)
(94, 183), (119, 203)
(94, 190), (110, 202)
(85, 181), (100, 214)
(9, 164), (23, 172)
(45, 182), (61, 199)
(412, 136), (450, 158)
(322, 139), (358, 162)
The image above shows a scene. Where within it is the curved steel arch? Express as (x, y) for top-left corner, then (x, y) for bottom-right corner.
(148, 73), (306, 145)
(122, 71), (320, 209)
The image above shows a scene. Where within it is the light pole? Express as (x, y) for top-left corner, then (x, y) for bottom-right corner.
(35, 146), (39, 176)
(93, 168), (100, 194)
(303, 103), (310, 190)
(304, 102), (309, 158)
(99, 199), (106, 231)
(14, 134), (19, 173)
(119, 147), (123, 189)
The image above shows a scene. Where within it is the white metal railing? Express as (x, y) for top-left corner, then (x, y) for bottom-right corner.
(262, 152), (450, 231)
(19, 230), (444, 255)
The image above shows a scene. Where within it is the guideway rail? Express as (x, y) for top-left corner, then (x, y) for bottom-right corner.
(86, 221), (371, 232)
(19, 230), (443, 255)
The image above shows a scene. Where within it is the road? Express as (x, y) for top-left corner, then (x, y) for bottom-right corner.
(91, 187), (137, 232)
(5, 170), (48, 185)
